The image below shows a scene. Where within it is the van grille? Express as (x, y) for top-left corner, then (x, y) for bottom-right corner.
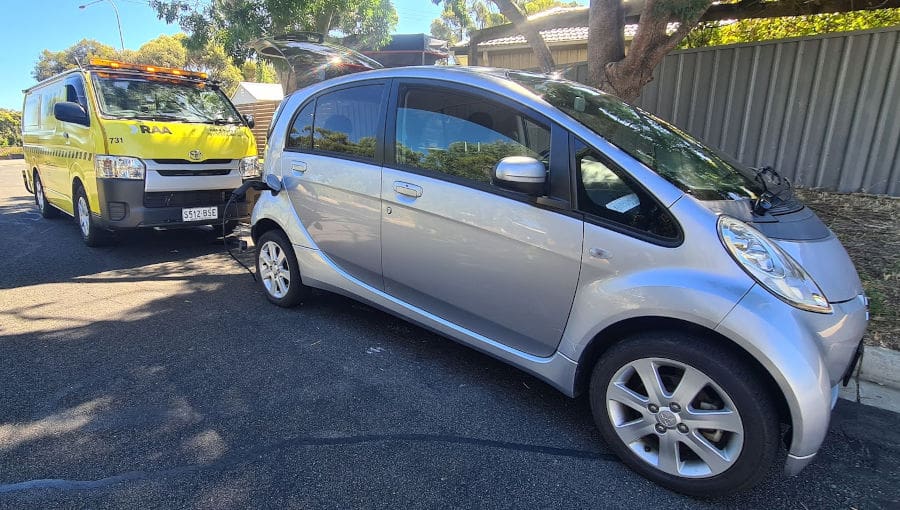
(143, 190), (234, 208)
(157, 169), (231, 176)
(152, 159), (232, 165)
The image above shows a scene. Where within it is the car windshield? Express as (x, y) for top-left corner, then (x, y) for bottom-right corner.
(92, 74), (242, 124)
(507, 71), (765, 201)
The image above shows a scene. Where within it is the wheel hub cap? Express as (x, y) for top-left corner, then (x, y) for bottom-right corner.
(656, 409), (679, 428)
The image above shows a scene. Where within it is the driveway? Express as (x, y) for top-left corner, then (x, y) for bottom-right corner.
(0, 160), (898, 509)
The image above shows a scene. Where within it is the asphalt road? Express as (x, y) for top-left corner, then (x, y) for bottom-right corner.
(0, 159), (898, 509)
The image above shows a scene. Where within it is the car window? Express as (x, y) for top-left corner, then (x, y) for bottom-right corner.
(312, 84), (383, 161)
(395, 86), (549, 184)
(65, 75), (90, 115)
(576, 140), (679, 241)
(24, 94), (41, 129)
(286, 100), (315, 150)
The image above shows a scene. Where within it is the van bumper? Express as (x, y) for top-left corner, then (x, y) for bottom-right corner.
(95, 178), (250, 229)
(715, 284), (868, 476)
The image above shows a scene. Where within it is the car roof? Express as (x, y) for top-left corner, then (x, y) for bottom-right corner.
(286, 65), (560, 117)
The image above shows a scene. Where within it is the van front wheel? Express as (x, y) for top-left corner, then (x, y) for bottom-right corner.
(74, 185), (107, 247)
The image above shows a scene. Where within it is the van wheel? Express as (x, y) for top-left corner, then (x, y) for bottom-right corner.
(589, 332), (780, 497)
(33, 171), (58, 218)
(74, 185), (107, 247)
(256, 230), (307, 307)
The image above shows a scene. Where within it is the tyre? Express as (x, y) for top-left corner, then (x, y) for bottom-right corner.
(33, 171), (58, 219)
(73, 184), (107, 247)
(589, 332), (780, 497)
(256, 230), (307, 307)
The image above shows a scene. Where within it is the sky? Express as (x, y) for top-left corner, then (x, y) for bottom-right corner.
(0, 0), (444, 110)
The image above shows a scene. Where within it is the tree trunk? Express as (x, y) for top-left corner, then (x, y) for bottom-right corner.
(593, 0), (712, 102)
(588, 0), (625, 92)
(491, 0), (555, 73)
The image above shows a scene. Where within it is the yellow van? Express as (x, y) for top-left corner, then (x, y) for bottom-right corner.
(22, 58), (260, 245)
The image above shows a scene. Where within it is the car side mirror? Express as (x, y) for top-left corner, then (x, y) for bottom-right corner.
(244, 114), (255, 129)
(492, 156), (546, 196)
(54, 101), (89, 127)
(265, 173), (282, 196)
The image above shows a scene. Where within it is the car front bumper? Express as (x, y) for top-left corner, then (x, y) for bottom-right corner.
(715, 284), (868, 476)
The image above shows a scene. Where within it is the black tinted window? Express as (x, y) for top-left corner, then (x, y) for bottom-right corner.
(395, 86), (549, 184)
(313, 85), (383, 160)
(576, 140), (679, 241)
(286, 101), (314, 150)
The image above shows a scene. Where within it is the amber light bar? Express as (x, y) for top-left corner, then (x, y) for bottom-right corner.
(88, 58), (208, 80)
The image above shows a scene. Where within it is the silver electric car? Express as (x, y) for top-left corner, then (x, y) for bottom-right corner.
(248, 67), (867, 496)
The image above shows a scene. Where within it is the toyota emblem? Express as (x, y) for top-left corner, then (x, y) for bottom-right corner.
(189, 150), (203, 161)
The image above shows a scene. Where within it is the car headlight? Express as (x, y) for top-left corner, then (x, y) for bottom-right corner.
(95, 156), (145, 179)
(239, 156), (262, 179)
(718, 215), (831, 313)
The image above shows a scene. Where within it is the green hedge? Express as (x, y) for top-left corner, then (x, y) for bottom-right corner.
(0, 146), (24, 158)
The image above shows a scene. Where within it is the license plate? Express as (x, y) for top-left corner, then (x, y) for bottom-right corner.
(182, 206), (218, 222)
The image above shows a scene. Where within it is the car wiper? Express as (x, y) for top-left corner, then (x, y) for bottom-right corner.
(211, 118), (242, 125)
(752, 166), (793, 215)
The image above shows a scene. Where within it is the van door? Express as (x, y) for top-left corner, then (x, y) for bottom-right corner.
(280, 82), (388, 290)
(380, 83), (582, 357)
(40, 83), (70, 209)
(60, 75), (94, 205)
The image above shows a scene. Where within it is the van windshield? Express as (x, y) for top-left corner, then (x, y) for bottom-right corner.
(92, 74), (242, 124)
(507, 71), (765, 201)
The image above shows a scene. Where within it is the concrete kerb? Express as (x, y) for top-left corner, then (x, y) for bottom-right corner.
(839, 346), (900, 414)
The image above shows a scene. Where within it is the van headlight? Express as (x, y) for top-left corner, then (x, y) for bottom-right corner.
(239, 156), (262, 179)
(95, 156), (145, 179)
(718, 215), (831, 313)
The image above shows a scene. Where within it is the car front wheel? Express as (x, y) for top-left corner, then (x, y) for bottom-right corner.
(590, 332), (781, 497)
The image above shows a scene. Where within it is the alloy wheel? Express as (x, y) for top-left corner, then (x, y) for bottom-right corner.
(605, 357), (744, 478)
(259, 240), (291, 299)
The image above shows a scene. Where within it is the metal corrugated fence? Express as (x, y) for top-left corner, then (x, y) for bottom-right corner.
(568, 27), (900, 195)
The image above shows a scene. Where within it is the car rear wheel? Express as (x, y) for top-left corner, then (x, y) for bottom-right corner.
(256, 230), (307, 307)
(33, 171), (58, 219)
(589, 332), (780, 497)
(74, 184), (107, 247)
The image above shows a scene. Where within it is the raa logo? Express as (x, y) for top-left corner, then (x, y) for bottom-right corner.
(130, 125), (173, 135)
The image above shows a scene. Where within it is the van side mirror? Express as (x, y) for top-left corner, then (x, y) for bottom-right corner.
(54, 102), (89, 127)
(243, 114), (255, 129)
(492, 156), (546, 196)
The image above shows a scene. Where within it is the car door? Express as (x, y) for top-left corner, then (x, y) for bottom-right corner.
(280, 82), (388, 290)
(381, 81), (582, 358)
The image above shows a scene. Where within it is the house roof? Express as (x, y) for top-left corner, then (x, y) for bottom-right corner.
(468, 4), (677, 49)
(477, 24), (677, 48)
(231, 82), (284, 103)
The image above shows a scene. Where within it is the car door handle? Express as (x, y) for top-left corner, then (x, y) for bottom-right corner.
(393, 181), (422, 198)
(291, 162), (307, 174)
